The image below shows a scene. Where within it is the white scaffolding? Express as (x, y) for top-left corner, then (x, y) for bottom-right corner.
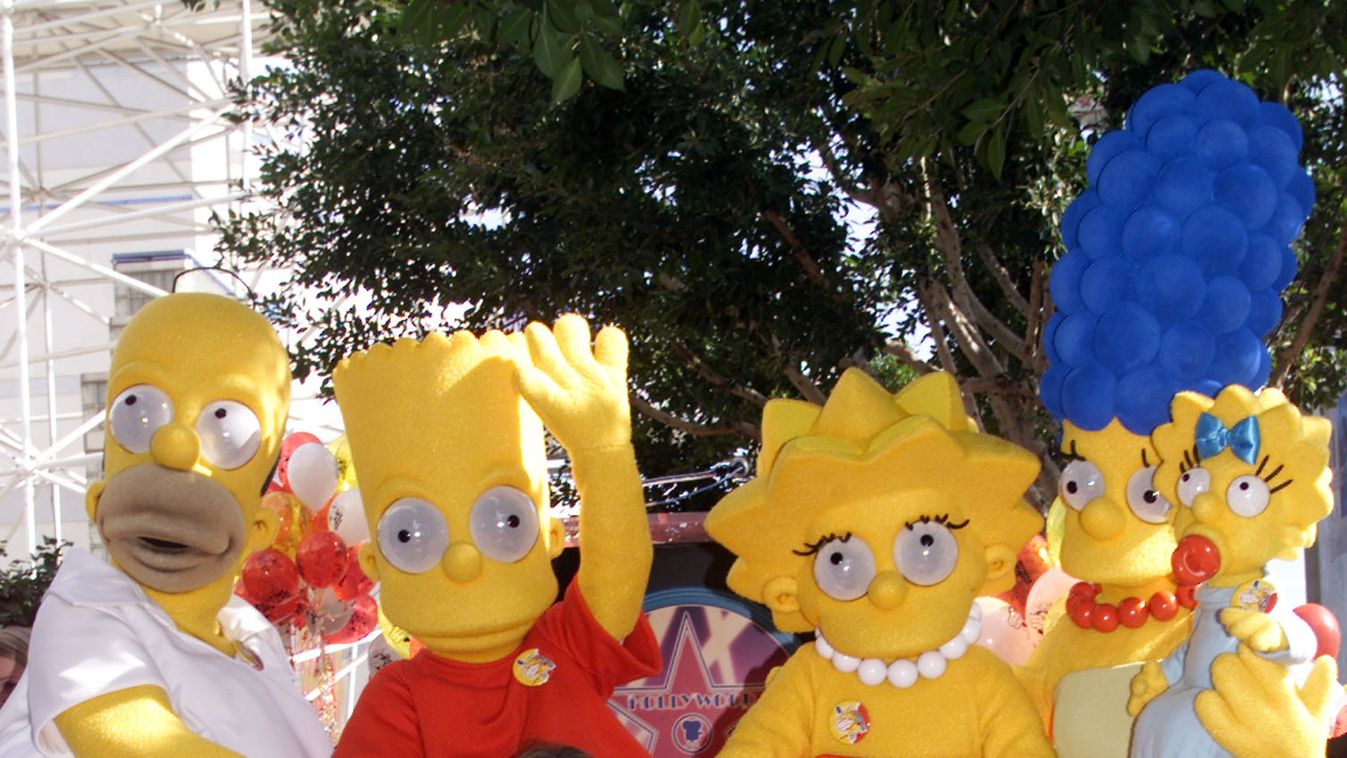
(0, 0), (272, 557)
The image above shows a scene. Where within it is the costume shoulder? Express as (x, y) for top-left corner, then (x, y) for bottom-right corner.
(718, 646), (817, 757)
(335, 660), (421, 758)
(968, 647), (1055, 758)
(533, 581), (660, 694)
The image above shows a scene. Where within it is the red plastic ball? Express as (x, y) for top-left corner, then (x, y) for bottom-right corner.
(1171, 534), (1221, 585)
(1293, 603), (1341, 660)
(324, 594), (378, 644)
(1118, 597), (1148, 628)
(1175, 584), (1198, 609)
(332, 546), (374, 601)
(1091, 603), (1120, 632)
(1149, 591), (1179, 621)
(1069, 602), (1094, 629)
(296, 531), (349, 588)
(241, 548), (300, 605)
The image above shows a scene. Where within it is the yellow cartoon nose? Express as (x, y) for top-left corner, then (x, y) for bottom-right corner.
(1080, 496), (1125, 540)
(151, 423), (199, 472)
(867, 570), (907, 610)
(1190, 491), (1224, 526)
(442, 542), (483, 583)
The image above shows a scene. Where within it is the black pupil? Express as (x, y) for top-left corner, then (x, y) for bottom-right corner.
(397, 529), (412, 543)
(1144, 490), (1158, 503)
(215, 408), (228, 419)
(920, 534), (934, 548)
(1066, 481), (1078, 494)
(829, 552), (844, 565)
(1182, 473), (1190, 481)
(125, 395), (138, 406)
(506, 515), (520, 528)
(1239, 481), (1250, 491)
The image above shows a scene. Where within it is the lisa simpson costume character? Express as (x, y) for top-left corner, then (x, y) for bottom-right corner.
(706, 369), (1053, 757)
(0, 293), (331, 757)
(331, 316), (659, 758)
(1127, 385), (1340, 757)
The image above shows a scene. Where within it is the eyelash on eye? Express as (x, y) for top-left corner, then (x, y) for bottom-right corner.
(904, 514), (969, 531)
(1257, 454), (1293, 494)
(793, 531), (852, 557)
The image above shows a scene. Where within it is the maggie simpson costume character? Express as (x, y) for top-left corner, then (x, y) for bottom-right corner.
(706, 369), (1052, 757)
(0, 293), (331, 757)
(331, 316), (659, 758)
(1127, 385), (1340, 757)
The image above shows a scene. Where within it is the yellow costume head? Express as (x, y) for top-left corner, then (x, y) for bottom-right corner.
(333, 330), (565, 661)
(1153, 386), (1332, 582)
(1056, 420), (1176, 587)
(87, 293), (290, 596)
(706, 370), (1042, 660)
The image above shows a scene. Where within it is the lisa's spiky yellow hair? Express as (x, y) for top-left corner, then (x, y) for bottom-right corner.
(1154, 386), (1332, 530)
(706, 369), (1042, 631)
(332, 330), (549, 522)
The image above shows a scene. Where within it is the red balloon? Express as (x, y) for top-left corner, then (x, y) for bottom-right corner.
(309, 500), (332, 534)
(259, 594), (303, 627)
(234, 579), (256, 604)
(1171, 534), (1221, 586)
(324, 594), (377, 644)
(275, 432), (323, 492)
(296, 531), (349, 588)
(1293, 603), (1341, 660)
(332, 546), (374, 601)
(241, 548), (300, 605)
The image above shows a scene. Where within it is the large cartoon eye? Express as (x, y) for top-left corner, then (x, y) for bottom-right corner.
(1177, 468), (1211, 506)
(1125, 466), (1173, 524)
(1058, 460), (1105, 511)
(108, 384), (173, 454)
(1226, 475), (1270, 517)
(195, 400), (261, 470)
(376, 498), (449, 573)
(469, 486), (540, 563)
(812, 536), (876, 601)
(894, 522), (959, 586)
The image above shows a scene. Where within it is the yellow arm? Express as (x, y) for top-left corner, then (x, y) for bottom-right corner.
(517, 316), (651, 639)
(53, 685), (242, 758)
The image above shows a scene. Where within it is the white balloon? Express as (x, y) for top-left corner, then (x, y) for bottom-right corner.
(327, 488), (368, 545)
(288, 443), (340, 512)
(313, 587), (353, 635)
(367, 634), (400, 675)
(973, 596), (1035, 666)
(1025, 567), (1078, 638)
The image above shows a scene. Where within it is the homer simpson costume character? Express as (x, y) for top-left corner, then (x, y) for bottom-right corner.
(331, 316), (659, 758)
(0, 293), (331, 757)
(1030, 69), (1334, 757)
(1127, 384), (1340, 757)
(706, 369), (1053, 756)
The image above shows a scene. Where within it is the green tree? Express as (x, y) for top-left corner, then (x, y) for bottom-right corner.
(217, 0), (1346, 505)
(0, 538), (68, 627)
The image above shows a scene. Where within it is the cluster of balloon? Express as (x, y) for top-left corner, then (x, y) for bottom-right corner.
(235, 432), (377, 646)
(978, 533), (1078, 665)
(1040, 69), (1311, 434)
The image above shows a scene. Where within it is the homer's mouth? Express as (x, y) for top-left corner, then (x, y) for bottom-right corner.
(139, 537), (189, 551)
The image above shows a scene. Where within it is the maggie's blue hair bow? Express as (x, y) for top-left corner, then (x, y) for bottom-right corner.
(1194, 413), (1260, 465)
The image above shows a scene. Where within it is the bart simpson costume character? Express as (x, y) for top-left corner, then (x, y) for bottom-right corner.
(331, 316), (659, 758)
(1127, 385), (1340, 757)
(706, 369), (1052, 757)
(1019, 420), (1191, 756)
(0, 293), (331, 757)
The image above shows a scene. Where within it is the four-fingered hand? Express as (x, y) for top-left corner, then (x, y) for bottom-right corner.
(515, 315), (631, 454)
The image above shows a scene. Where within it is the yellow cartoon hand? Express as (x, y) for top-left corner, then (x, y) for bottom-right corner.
(1196, 644), (1338, 758)
(515, 315), (631, 453)
(1219, 608), (1289, 654)
(1127, 661), (1169, 717)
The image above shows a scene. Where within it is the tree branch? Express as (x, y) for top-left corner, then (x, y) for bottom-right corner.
(630, 393), (759, 440)
(1025, 258), (1049, 375)
(882, 339), (936, 374)
(672, 341), (768, 407)
(1271, 224), (1346, 387)
(783, 358), (828, 405)
(813, 136), (877, 207)
(973, 241), (1031, 317)
(761, 209), (838, 295)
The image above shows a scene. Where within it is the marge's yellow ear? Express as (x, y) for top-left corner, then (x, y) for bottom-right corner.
(983, 544), (1017, 589)
(762, 576), (799, 615)
(358, 541), (381, 583)
(86, 481), (104, 522)
(247, 506), (279, 554)
(547, 517), (566, 559)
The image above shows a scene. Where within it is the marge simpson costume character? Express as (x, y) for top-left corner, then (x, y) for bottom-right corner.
(0, 294), (331, 757)
(1127, 385), (1340, 757)
(706, 370), (1053, 757)
(331, 316), (659, 758)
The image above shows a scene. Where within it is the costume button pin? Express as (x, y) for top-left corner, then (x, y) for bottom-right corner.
(1231, 578), (1277, 613)
(830, 701), (869, 745)
(512, 648), (556, 687)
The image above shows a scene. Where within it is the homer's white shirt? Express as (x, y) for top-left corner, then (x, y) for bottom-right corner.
(0, 549), (332, 757)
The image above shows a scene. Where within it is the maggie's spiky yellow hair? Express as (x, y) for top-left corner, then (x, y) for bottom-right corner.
(706, 369), (1042, 632)
(332, 330), (549, 522)
(1154, 385), (1332, 530)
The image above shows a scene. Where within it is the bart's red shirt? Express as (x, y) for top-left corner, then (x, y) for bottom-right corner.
(335, 582), (659, 758)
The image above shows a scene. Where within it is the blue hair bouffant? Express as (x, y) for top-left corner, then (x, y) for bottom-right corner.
(1040, 70), (1312, 434)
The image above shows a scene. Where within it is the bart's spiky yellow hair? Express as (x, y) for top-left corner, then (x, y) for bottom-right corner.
(706, 369), (1042, 631)
(1154, 386), (1332, 530)
(332, 330), (549, 522)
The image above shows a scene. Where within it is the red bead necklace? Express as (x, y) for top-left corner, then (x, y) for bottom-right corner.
(1065, 581), (1197, 633)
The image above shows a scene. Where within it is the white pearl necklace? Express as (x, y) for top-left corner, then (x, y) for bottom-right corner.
(813, 602), (982, 688)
